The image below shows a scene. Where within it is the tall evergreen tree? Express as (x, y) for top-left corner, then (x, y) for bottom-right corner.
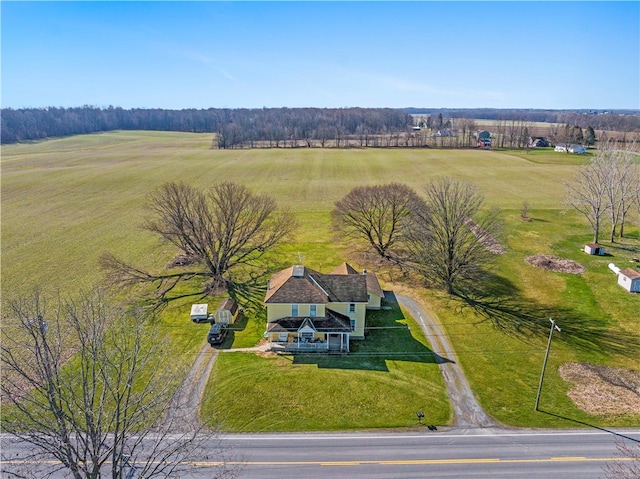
(585, 125), (596, 145)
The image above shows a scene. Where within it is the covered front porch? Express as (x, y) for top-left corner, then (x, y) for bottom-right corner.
(266, 316), (351, 353)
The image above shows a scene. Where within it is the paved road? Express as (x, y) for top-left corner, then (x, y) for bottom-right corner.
(221, 428), (639, 479)
(4, 429), (637, 478)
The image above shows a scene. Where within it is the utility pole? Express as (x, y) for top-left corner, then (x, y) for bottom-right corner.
(535, 318), (561, 411)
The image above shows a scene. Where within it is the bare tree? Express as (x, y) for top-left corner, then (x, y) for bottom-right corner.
(101, 182), (296, 299)
(602, 437), (640, 479)
(605, 144), (640, 240)
(404, 178), (502, 294)
(1, 289), (237, 479)
(602, 149), (639, 242)
(332, 183), (425, 261)
(459, 118), (477, 147)
(563, 155), (611, 244)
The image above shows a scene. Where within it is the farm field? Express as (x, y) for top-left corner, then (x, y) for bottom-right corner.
(2, 131), (639, 431)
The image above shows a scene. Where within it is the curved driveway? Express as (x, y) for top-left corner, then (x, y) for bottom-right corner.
(397, 295), (497, 428)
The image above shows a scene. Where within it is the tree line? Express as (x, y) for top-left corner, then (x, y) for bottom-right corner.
(406, 108), (640, 133)
(98, 178), (498, 304)
(4, 105), (638, 147)
(0, 106), (413, 145)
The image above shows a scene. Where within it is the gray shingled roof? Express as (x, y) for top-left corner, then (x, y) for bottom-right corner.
(266, 309), (352, 333)
(330, 262), (384, 298)
(265, 265), (368, 304)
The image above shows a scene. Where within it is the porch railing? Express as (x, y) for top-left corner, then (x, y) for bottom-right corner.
(270, 341), (329, 352)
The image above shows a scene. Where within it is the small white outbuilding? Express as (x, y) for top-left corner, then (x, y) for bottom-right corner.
(617, 268), (640, 293)
(584, 243), (605, 255)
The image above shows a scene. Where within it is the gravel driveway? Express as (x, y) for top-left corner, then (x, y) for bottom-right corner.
(396, 294), (497, 428)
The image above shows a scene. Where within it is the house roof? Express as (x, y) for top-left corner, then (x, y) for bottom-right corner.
(265, 265), (368, 304)
(266, 308), (352, 333)
(330, 262), (385, 298)
(620, 268), (640, 280)
(331, 262), (359, 275)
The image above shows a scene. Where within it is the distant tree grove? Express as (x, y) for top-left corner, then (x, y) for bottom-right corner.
(0, 106), (413, 145)
(2, 105), (638, 146)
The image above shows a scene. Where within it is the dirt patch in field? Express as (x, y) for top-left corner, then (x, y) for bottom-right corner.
(466, 219), (506, 255)
(525, 254), (585, 274)
(559, 363), (640, 416)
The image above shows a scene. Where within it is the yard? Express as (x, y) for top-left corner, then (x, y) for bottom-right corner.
(2, 131), (638, 430)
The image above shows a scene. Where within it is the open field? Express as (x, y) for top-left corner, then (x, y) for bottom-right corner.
(2, 131), (639, 430)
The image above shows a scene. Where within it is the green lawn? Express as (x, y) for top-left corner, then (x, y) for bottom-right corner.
(2, 131), (638, 431)
(202, 303), (451, 431)
(425, 209), (640, 428)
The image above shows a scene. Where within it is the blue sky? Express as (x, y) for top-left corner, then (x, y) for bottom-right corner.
(2, 1), (639, 110)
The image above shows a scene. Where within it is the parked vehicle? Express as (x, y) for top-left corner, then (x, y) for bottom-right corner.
(207, 323), (227, 346)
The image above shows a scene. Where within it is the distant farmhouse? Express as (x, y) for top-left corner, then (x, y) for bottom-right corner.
(475, 130), (491, 147)
(528, 136), (550, 148)
(264, 263), (383, 353)
(432, 129), (455, 138)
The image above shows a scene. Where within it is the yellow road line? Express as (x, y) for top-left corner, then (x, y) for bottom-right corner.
(3, 456), (633, 467)
(191, 457), (632, 466)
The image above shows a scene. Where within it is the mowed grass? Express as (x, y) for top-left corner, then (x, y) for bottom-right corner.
(426, 209), (640, 428)
(202, 302), (451, 432)
(3, 131), (639, 430)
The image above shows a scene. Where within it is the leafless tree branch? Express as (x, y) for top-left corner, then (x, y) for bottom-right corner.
(101, 182), (297, 299)
(1, 289), (238, 479)
(332, 183), (425, 261)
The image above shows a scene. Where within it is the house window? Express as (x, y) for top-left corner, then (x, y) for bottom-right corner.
(349, 303), (356, 313)
(350, 318), (356, 331)
(310, 304), (317, 317)
(291, 304), (299, 317)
